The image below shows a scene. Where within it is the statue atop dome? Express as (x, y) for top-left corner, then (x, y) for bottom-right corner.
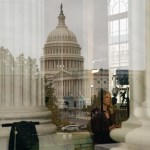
(60, 3), (64, 15)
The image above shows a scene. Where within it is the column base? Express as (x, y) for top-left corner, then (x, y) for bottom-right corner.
(110, 117), (141, 142)
(0, 106), (57, 137)
(0, 133), (74, 150)
(110, 143), (129, 150)
(114, 107), (150, 150)
(94, 143), (123, 150)
(125, 126), (150, 150)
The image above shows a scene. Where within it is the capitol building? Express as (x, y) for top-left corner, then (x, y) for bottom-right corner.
(41, 5), (109, 108)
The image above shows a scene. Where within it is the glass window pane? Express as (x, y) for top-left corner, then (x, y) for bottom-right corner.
(110, 0), (115, 6)
(108, 0), (128, 16)
(120, 33), (127, 42)
(115, 0), (119, 3)
(113, 44), (119, 52)
(109, 33), (113, 44)
(109, 0), (116, 15)
(112, 20), (119, 43)
(120, 2), (127, 13)
(112, 32), (119, 43)
(113, 20), (119, 32)
(120, 19), (127, 31)
(124, 0), (128, 4)
(120, 43), (127, 51)
(120, 19), (128, 42)
(119, 43), (128, 66)
(110, 21), (113, 32)
(113, 3), (119, 15)
(109, 45), (119, 67)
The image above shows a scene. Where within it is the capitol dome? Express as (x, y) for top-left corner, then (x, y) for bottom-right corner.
(46, 5), (78, 43)
(41, 4), (84, 76)
(47, 27), (77, 43)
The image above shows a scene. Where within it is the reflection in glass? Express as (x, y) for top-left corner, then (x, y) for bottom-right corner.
(108, 0), (128, 16)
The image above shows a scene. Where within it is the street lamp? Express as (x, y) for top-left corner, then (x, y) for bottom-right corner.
(91, 68), (104, 112)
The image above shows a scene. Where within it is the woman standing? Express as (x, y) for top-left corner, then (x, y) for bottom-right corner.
(91, 90), (118, 144)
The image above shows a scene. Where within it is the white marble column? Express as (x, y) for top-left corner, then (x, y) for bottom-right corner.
(4, 54), (13, 106)
(82, 79), (85, 98)
(47, 60), (49, 70)
(54, 60), (56, 70)
(46, 60), (48, 70)
(71, 80), (73, 95)
(63, 80), (65, 96)
(70, 60), (72, 69)
(50, 60), (52, 69)
(0, 1), (74, 149)
(14, 64), (23, 106)
(31, 76), (37, 106)
(65, 60), (67, 69)
(81, 80), (83, 94)
(111, 0), (148, 149)
(67, 80), (69, 95)
(74, 60), (76, 68)
(69, 60), (70, 69)
(69, 80), (71, 94)
(123, 0), (150, 149)
(70, 60), (71, 69)
(79, 61), (81, 69)
(65, 80), (67, 95)
(0, 52), (56, 138)
(58, 60), (60, 70)
(71, 60), (73, 69)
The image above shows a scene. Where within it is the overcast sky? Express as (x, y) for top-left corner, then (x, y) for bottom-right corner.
(0, 0), (109, 70)
(44, 0), (108, 69)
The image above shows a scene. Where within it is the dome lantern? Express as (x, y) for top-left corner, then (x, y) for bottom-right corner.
(46, 4), (78, 43)
(58, 4), (65, 26)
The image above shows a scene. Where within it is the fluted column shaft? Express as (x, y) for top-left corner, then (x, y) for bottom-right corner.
(111, 1), (150, 150)
(110, 0), (144, 143)
(123, 1), (150, 150)
(0, 51), (56, 138)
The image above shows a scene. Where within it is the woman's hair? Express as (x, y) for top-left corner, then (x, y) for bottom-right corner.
(102, 90), (114, 114)
(103, 90), (111, 98)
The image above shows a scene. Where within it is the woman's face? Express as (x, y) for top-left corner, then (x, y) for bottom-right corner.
(103, 92), (111, 106)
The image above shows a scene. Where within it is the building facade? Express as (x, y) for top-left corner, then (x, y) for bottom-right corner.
(41, 5), (109, 108)
(41, 5), (87, 108)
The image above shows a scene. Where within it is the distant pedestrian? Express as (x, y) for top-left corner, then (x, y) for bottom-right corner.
(112, 96), (117, 105)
